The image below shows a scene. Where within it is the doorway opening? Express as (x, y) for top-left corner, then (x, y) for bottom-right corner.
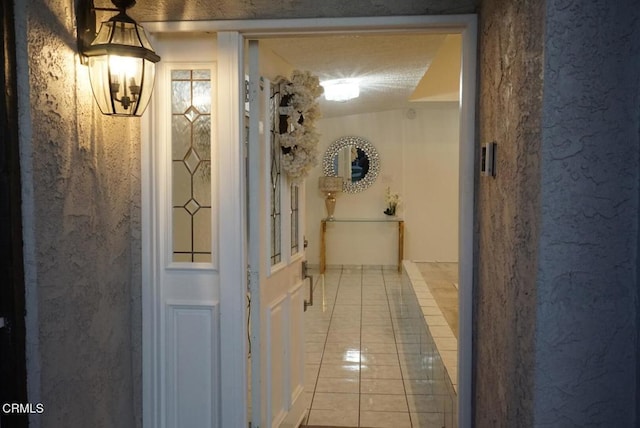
(258, 31), (466, 427)
(242, 25), (473, 426)
(142, 15), (476, 428)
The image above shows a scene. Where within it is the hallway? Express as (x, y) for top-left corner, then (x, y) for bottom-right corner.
(302, 266), (457, 427)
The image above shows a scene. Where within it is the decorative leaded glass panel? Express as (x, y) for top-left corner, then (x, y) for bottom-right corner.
(171, 69), (212, 263)
(270, 83), (282, 266)
(291, 184), (299, 254)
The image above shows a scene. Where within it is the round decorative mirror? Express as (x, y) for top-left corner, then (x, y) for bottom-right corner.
(322, 136), (379, 193)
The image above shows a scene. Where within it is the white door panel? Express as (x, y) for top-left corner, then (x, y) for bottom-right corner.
(165, 301), (219, 428)
(144, 33), (231, 428)
(267, 294), (287, 427)
(289, 281), (306, 404)
(262, 266), (307, 428)
(248, 39), (307, 428)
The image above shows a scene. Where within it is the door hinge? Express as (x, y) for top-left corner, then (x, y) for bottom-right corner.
(244, 80), (250, 103)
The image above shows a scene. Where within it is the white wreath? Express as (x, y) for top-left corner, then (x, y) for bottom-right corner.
(275, 70), (323, 182)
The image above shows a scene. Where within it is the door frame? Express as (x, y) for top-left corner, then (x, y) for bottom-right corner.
(1, 1), (28, 426)
(143, 14), (477, 428)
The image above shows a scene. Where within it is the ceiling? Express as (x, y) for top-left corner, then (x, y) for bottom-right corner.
(261, 34), (435, 118)
(261, 33), (460, 118)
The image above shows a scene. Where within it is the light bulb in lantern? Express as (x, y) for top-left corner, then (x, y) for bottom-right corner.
(109, 55), (139, 78)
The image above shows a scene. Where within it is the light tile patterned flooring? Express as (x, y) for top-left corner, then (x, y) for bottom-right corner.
(302, 266), (456, 428)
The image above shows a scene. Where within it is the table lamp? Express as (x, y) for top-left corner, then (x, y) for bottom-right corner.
(318, 176), (344, 220)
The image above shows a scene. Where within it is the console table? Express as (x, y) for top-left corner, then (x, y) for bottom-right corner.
(320, 218), (404, 273)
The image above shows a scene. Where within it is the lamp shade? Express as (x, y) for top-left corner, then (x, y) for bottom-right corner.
(83, 11), (160, 116)
(319, 176), (344, 193)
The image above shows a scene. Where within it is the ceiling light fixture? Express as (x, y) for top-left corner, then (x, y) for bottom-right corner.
(76, 0), (161, 117)
(321, 79), (360, 102)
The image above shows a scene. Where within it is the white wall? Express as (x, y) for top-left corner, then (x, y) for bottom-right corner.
(305, 102), (460, 267)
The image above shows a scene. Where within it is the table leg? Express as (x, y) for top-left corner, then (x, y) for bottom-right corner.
(320, 220), (327, 274)
(398, 221), (404, 272)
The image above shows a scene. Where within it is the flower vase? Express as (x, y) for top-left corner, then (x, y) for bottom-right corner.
(325, 191), (337, 220)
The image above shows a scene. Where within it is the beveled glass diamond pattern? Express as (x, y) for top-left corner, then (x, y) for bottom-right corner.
(271, 144), (280, 190)
(171, 69), (213, 263)
(184, 149), (200, 173)
(270, 85), (282, 266)
(185, 106), (200, 123)
(185, 199), (200, 215)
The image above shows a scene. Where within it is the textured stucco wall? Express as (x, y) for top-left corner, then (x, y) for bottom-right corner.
(474, 0), (543, 426)
(17, 0), (141, 426)
(22, 0), (640, 427)
(535, 1), (640, 426)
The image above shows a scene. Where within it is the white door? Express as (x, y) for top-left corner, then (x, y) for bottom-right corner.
(247, 39), (308, 428)
(142, 33), (248, 428)
(143, 32), (309, 428)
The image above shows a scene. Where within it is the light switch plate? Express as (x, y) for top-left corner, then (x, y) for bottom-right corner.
(481, 142), (496, 177)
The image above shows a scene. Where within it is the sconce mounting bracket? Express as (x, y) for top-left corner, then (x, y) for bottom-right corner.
(111, 0), (136, 10)
(76, 0), (96, 62)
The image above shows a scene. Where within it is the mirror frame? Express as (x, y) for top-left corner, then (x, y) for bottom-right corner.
(322, 136), (380, 193)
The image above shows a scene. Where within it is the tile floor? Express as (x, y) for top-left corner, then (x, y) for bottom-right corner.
(302, 265), (456, 428)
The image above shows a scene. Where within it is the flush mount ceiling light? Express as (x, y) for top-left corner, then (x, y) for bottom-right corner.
(321, 79), (360, 102)
(77, 0), (161, 117)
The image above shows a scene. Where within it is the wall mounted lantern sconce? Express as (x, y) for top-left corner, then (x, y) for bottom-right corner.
(77, 0), (160, 116)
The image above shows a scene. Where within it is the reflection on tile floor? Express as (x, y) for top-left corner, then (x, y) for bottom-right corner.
(302, 266), (457, 428)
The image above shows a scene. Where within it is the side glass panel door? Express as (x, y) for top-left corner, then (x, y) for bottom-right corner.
(144, 35), (222, 428)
